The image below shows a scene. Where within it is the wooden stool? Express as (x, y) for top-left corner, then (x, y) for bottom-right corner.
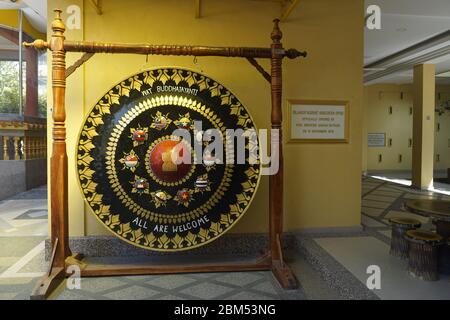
(389, 217), (421, 259)
(405, 229), (443, 281)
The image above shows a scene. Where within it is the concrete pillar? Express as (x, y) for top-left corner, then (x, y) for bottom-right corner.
(412, 64), (435, 189)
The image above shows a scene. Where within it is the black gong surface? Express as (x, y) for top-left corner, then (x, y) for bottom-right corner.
(76, 67), (261, 251)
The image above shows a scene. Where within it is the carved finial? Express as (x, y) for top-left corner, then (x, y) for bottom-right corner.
(23, 39), (49, 50)
(52, 9), (65, 33)
(271, 19), (282, 43)
(285, 48), (307, 59)
(54, 8), (62, 18)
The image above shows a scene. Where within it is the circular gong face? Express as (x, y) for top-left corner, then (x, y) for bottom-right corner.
(76, 67), (261, 251)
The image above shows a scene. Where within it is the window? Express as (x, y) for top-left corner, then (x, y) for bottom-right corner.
(38, 52), (47, 117)
(0, 60), (26, 114)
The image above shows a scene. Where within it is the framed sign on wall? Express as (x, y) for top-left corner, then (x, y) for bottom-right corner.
(368, 133), (386, 147)
(287, 100), (349, 143)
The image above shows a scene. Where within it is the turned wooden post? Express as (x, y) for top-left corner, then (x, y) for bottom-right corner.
(269, 20), (298, 289)
(49, 9), (70, 267)
(269, 19), (284, 259)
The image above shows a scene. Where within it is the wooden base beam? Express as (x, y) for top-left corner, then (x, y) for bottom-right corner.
(67, 254), (272, 277)
(31, 251), (298, 299)
(272, 260), (298, 289)
(30, 267), (66, 300)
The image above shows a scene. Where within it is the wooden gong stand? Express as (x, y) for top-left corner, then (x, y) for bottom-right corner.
(24, 9), (306, 300)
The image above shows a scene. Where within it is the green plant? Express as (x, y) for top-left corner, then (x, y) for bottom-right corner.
(0, 60), (21, 114)
(38, 91), (47, 118)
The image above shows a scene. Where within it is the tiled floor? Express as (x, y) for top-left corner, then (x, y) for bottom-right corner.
(360, 175), (447, 233)
(50, 270), (306, 300)
(0, 185), (47, 237)
(312, 175), (450, 299)
(368, 170), (450, 195)
(315, 236), (450, 299)
(0, 179), (449, 300)
(0, 185), (311, 300)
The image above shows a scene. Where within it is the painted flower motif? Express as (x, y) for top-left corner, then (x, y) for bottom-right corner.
(150, 190), (172, 208)
(133, 130), (146, 142)
(176, 189), (193, 207)
(131, 176), (149, 195)
(120, 150), (139, 172)
(174, 113), (194, 130)
(194, 174), (210, 193)
(129, 126), (148, 146)
(125, 154), (139, 167)
(151, 111), (172, 131)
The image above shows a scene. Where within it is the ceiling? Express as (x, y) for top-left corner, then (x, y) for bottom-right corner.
(0, 0), (448, 84)
(364, 0), (450, 84)
(0, 0), (46, 33)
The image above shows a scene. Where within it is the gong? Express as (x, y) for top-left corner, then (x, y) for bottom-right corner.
(76, 67), (261, 251)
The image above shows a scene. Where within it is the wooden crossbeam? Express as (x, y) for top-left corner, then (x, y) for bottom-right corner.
(280, 0), (300, 21)
(90, 0), (102, 15)
(246, 57), (271, 83)
(195, 0), (201, 19)
(65, 52), (95, 78)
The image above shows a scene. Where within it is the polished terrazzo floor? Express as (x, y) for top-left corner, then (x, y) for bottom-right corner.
(0, 178), (449, 300)
(0, 185), (47, 237)
(354, 176), (450, 299)
(0, 185), (313, 300)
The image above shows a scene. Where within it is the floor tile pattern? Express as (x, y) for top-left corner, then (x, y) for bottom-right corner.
(1, 178), (449, 300)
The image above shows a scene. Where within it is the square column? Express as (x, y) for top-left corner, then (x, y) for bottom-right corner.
(24, 47), (38, 117)
(412, 64), (435, 189)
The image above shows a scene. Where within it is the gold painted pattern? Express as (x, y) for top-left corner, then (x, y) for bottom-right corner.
(76, 68), (261, 251)
(104, 97), (234, 224)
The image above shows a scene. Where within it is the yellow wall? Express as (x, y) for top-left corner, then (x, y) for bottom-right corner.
(48, 0), (364, 236)
(365, 83), (450, 172)
(0, 9), (46, 40)
(362, 83), (368, 174)
(435, 88), (450, 170)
